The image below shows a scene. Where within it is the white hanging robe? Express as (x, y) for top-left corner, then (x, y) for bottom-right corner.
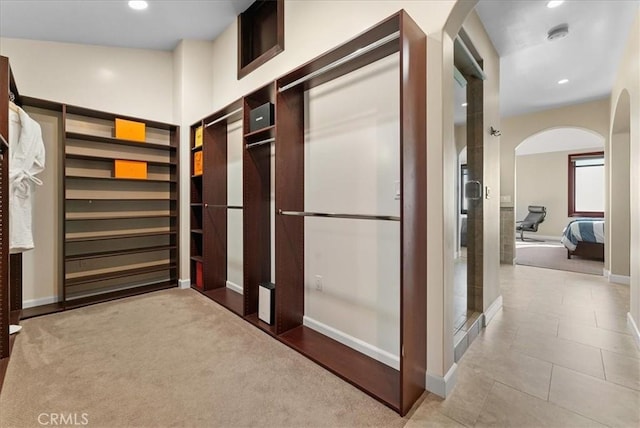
(9, 106), (45, 252)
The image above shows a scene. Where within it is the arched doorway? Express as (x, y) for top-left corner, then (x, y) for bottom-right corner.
(514, 127), (605, 274)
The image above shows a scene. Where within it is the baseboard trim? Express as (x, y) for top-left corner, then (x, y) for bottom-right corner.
(426, 363), (458, 398)
(628, 313), (640, 350)
(178, 279), (191, 289)
(483, 295), (503, 326)
(23, 296), (59, 309)
(519, 234), (561, 242)
(302, 316), (399, 370)
(609, 274), (630, 285)
(226, 280), (243, 294)
(603, 269), (611, 278)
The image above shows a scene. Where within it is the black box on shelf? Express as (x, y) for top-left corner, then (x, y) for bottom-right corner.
(258, 282), (275, 325)
(249, 102), (274, 133)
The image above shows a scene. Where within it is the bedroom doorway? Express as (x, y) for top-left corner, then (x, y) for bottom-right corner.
(514, 127), (605, 275)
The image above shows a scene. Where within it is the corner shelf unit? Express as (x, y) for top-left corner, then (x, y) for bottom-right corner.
(62, 105), (179, 306)
(189, 10), (426, 416)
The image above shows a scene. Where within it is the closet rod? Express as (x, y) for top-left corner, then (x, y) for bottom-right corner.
(278, 31), (400, 92)
(245, 137), (275, 149)
(205, 204), (243, 209)
(278, 210), (400, 221)
(204, 108), (243, 128)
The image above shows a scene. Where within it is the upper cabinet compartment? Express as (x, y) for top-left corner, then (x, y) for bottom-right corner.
(237, 0), (284, 79)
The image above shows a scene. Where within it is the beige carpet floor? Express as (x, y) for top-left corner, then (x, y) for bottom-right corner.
(0, 289), (410, 428)
(515, 241), (603, 275)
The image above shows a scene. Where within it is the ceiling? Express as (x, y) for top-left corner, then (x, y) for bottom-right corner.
(475, 0), (639, 118)
(0, 0), (638, 119)
(0, 0), (254, 51)
(516, 128), (604, 156)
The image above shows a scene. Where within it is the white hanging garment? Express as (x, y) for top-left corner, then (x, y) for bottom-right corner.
(9, 106), (45, 252)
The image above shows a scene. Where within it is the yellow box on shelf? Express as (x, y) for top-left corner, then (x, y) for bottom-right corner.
(193, 151), (203, 176)
(114, 160), (147, 179)
(115, 118), (146, 142)
(195, 126), (203, 147)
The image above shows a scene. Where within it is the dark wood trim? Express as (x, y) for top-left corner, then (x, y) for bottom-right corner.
(20, 302), (65, 319)
(274, 83), (305, 335)
(202, 122), (228, 292)
(66, 175), (176, 184)
(66, 213), (177, 221)
(64, 104), (178, 130)
(0, 56), (10, 361)
(279, 326), (401, 413)
(199, 287), (244, 316)
(568, 151), (605, 217)
(65, 263), (176, 287)
(66, 229), (177, 243)
(9, 255), (22, 313)
(66, 132), (177, 151)
(243, 82), (274, 317)
(237, 0), (285, 79)
(65, 152), (176, 167)
(64, 280), (176, 309)
(398, 10), (427, 415)
(65, 244), (176, 261)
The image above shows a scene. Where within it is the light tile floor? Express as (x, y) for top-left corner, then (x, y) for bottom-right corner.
(406, 264), (640, 427)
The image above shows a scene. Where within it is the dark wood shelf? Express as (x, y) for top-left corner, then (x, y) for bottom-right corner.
(190, 255), (203, 262)
(66, 197), (176, 202)
(66, 229), (176, 243)
(64, 280), (176, 309)
(66, 131), (177, 151)
(190, 203), (202, 207)
(191, 174), (203, 179)
(279, 326), (400, 412)
(196, 287), (244, 316)
(66, 263), (176, 287)
(244, 124), (275, 139)
(66, 175), (176, 184)
(191, 229), (203, 234)
(66, 213), (176, 221)
(65, 153), (176, 167)
(21, 302), (65, 319)
(65, 245), (176, 261)
(245, 312), (277, 336)
(191, 145), (203, 152)
(9, 310), (20, 326)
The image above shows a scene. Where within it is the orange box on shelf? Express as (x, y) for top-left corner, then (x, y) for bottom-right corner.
(114, 160), (147, 179)
(194, 126), (203, 147)
(115, 118), (146, 142)
(195, 262), (203, 289)
(193, 151), (203, 176)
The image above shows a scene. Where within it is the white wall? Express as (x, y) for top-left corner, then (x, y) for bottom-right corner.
(516, 148), (603, 238)
(227, 121), (243, 290)
(609, 10), (640, 341)
(610, 131), (630, 277)
(304, 53), (400, 366)
(0, 38), (174, 123)
(172, 40), (216, 285)
(19, 107), (62, 305)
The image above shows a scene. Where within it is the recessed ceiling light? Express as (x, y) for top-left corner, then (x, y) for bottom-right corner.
(547, 24), (569, 41)
(128, 1), (148, 10)
(462, 103), (468, 107)
(547, 1), (564, 8)
(558, 79), (569, 85)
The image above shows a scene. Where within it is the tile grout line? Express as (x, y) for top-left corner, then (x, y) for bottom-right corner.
(599, 348), (607, 382)
(471, 379), (497, 427)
